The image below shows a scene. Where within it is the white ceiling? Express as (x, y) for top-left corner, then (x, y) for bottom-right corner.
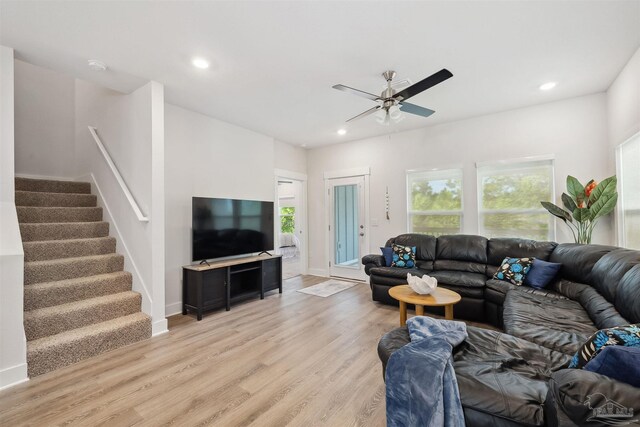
(2, 1), (639, 147)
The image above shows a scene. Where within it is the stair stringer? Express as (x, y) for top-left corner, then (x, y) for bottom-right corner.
(76, 173), (153, 323)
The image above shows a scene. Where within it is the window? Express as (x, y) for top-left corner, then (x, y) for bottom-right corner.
(280, 206), (295, 233)
(477, 158), (554, 240)
(407, 168), (463, 236)
(617, 133), (640, 249)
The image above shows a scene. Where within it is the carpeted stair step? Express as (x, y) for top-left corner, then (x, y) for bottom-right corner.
(20, 221), (109, 242)
(15, 177), (91, 194)
(23, 237), (117, 262)
(15, 190), (97, 207)
(24, 253), (124, 285)
(24, 271), (133, 311)
(24, 291), (142, 341)
(17, 206), (103, 223)
(27, 312), (151, 377)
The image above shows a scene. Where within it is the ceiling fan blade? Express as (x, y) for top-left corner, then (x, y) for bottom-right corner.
(393, 69), (453, 102)
(346, 106), (380, 122)
(333, 84), (380, 101)
(399, 102), (435, 118)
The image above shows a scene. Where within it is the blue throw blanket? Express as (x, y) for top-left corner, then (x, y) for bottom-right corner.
(386, 316), (468, 427)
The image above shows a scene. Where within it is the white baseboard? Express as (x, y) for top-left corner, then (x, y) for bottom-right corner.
(0, 363), (28, 391)
(165, 302), (183, 317)
(152, 319), (168, 337)
(307, 268), (329, 277)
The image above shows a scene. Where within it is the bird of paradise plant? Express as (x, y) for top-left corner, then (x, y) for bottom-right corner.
(541, 175), (618, 244)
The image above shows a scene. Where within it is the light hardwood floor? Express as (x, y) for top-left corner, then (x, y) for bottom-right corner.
(0, 275), (401, 426)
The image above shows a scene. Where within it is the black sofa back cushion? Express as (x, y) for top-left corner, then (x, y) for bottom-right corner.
(616, 264), (640, 323)
(385, 233), (436, 261)
(434, 259), (486, 274)
(487, 238), (557, 266)
(590, 249), (640, 304)
(552, 279), (630, 329)
(549, 244), (617, 285)
(436, 234), (488, 264)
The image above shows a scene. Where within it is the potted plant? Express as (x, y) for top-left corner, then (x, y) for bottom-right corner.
(541, 175), (618, 244)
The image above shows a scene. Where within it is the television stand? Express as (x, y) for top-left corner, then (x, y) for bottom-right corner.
(258, 250), (272, 256)
(199, 259), (211, 266)
(182, 254), (282, 320)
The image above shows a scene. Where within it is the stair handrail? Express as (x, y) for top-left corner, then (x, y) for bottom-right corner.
(88, 126), (149, 222)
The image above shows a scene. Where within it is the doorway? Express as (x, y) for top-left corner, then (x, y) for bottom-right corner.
(275, 170), (307, 280)
(326, 174), (369, 281)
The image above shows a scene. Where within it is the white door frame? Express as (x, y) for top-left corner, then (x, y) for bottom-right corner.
(324, 167), (370, 281)
(274, 169), (308, 275)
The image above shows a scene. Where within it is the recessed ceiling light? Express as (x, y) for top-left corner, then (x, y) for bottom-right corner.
(539, 82), (557, 91)
(87, 59), (107, 71)
(337, 129), (347, 135)
(192, 58), (210, 69)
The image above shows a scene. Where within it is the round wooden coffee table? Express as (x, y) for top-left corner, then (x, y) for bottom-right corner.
(388, 285), (462, 325)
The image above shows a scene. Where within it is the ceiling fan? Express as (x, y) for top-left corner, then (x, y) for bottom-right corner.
(332, 69), (453, 125)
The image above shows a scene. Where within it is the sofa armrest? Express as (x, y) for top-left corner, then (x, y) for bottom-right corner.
(362, 254), (386, 276)
(362, 254), (385, 268)
(545, 369), (640, 427)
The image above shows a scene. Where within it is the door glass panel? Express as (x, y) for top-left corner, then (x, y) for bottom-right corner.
(334, 184), (360, 268)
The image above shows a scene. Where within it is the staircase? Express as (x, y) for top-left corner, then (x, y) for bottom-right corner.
(16, 177), (151, 377)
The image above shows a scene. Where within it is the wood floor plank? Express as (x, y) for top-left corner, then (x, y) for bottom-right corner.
(0, 275), (493, 426)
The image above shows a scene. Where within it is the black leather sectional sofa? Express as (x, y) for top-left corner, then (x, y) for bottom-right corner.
(365, 234), (640, 426)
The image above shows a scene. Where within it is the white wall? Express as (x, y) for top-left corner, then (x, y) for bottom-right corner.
(14, 60), (76, 178)
(307, 93), (611, 274)
(607, 47), (640, 154)
(0, 45), (28, 389)
(75, 79), (167, 335)
(164, 104), (276, 315)
(607, 47), (640, 247)
(274, 140), (307, 174)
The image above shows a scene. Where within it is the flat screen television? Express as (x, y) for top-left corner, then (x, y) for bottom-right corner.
(192, 197), (274, 261)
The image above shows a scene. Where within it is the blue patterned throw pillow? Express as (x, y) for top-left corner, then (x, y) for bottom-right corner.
(569, 324), (640, 369)
(391, 244), (416, 269)
(493, 257), (534, 286)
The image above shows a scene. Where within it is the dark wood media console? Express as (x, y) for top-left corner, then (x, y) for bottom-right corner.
(182, 254), (282, 320)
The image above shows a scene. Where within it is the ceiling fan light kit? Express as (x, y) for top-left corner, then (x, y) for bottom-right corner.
(333, 68), (453, 125)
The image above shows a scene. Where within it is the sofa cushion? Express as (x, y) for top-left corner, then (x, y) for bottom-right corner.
(552, 280), (630, 329)
(590, 248), (640, 304)
(378, 326), (572, 427)
(485, 279), (566, 305)
(415, 260), (434, 271)
(433, 259), (486, 274)
(369, 266), (424, 280)
(429, 270), (486, 288)
(549, 243), (617, 284)
(454, 327), (572, 427)
(487, 237), (557, 266)
(617, 265), (640, 323)
(503, 290), (597, 355)
(436, 234), (488, 264)
(386, 234), (436, 261)
(437, 283), (484, 300)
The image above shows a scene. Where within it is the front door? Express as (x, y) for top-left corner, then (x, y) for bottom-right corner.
(328, 176), (367, 280)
